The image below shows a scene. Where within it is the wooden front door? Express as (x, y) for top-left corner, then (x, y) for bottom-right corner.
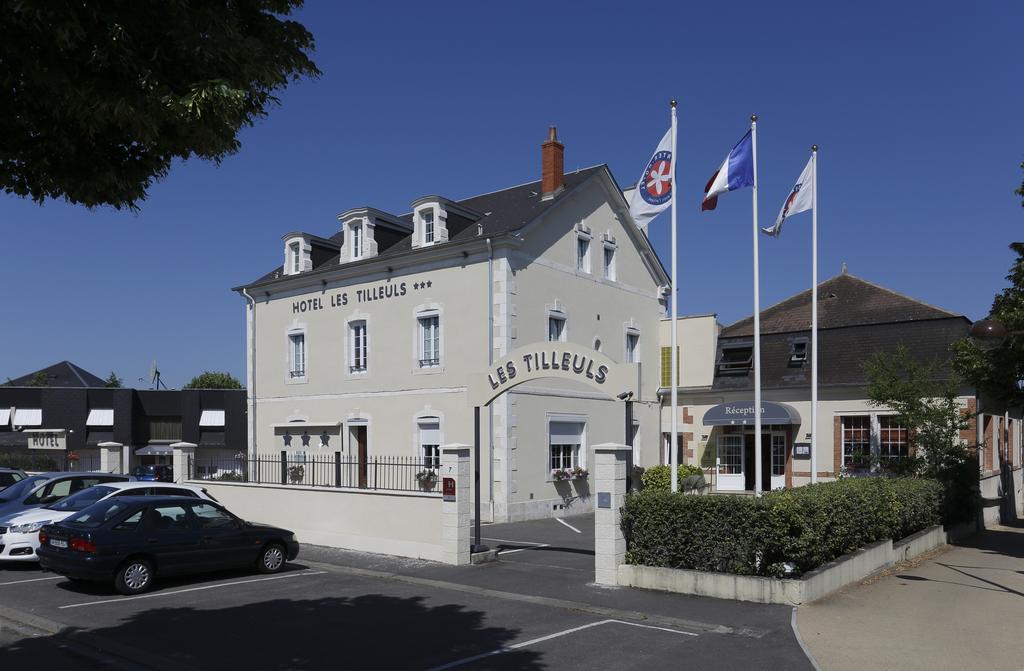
(353, 426), (368, 488)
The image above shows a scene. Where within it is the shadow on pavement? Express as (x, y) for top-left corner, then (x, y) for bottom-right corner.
(0, 593), (543, 670)
(52, 563), (315, 596)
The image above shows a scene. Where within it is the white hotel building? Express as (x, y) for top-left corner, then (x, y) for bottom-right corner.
(236, 129), (669, 522)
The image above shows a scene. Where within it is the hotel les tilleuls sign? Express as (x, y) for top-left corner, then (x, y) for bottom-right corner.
(28, 431), (66, 451)
(469, 343), (639, 406)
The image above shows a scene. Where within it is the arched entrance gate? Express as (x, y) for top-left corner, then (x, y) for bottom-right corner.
(466, 342), (641, 552)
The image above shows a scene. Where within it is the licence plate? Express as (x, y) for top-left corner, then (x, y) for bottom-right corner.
(50, 539), (67, 548)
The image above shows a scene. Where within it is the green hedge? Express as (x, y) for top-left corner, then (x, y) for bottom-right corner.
(0, 454), (59, 472)
(641, 464), (704, 491)
(621, 477), (942, 577)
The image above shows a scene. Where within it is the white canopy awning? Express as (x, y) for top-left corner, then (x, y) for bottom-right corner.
(86, 408), (114, 426)
(0, 408), (10, 426)
(13, 408), (42, 427)
(199, 409), (225, 427)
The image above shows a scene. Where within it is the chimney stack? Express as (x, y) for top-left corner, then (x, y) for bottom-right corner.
(541, 126), (564, 200)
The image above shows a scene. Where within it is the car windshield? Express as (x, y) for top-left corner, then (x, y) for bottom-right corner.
(65, 500), (134, 528)
(0, 475), (48, 501)
(45, 485), (117, 512)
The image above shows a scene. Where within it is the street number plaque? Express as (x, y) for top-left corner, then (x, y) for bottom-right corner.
(597, 492), (611, 509)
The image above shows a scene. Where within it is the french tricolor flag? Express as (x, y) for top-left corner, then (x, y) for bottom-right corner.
(701, 130), (755, 211)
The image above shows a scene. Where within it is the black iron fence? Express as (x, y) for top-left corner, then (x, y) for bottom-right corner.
(188, 451), (441, 494)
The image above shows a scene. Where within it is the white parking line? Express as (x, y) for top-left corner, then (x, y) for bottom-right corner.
(59, 570), (328, 609)
(0, 575), (63, 586)
(428, 619), (697, 670)
(481, 538), (553, 555)
(555, 517), (582, 534)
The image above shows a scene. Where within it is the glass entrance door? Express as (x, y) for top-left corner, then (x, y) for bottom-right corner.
(770, 433), (787, 490)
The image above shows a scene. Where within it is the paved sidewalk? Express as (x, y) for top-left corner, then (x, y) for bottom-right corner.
(798, 519), (1024, 671)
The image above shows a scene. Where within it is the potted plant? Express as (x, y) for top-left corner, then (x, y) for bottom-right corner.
(287, 464), (305, 484)
(551, 468), (572, 482)
(416, 469), (438, 487)
(66, 451), (80, 470)
(570, 466), (588, 480)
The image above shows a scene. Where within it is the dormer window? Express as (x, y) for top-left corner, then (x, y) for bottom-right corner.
(282, 235), (313, 276)
(789, 340), (808, 367)
(718, 346), (753, 375)
(423, 210), (435, 244)
(350, 222), (363, 260)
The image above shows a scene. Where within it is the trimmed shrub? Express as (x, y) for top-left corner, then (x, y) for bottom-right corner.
(0, 454), (59, 472)
(621, 477), (942, 577)
(641, 464), (704, 491)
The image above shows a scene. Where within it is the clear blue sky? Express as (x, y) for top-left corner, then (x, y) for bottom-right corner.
(2, 1), (1020, 388)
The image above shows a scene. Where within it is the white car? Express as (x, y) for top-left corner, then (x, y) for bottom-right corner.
(0, 482), (217, 562)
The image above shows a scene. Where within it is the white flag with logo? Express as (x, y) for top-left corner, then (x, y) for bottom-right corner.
(762, 156), (814, 237)
(628, 129), (673, 228)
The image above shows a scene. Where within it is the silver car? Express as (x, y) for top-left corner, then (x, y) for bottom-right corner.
(0, 472), (132, 520)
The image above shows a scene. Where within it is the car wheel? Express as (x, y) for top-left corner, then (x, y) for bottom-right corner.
(115, 558), (154, 595)
(257, 543), (286, 574)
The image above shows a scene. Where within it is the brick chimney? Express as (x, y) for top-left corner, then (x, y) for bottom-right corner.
(541, 126), (564, 200)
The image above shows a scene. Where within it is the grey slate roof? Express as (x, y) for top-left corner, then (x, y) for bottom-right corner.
(242, 166), (607, 289)
(711, 274), (970, 392)
(722, 273), (957, 337)
(6, 361), (106, 388)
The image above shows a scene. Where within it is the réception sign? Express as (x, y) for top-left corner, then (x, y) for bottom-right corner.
(469, 342), (639, 406)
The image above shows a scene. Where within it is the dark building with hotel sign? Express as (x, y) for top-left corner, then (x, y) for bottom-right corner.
(0, 362), (245, 472)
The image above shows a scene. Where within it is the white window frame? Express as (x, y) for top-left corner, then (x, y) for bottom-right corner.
(603, 242), (616, 280)
(287, 330), (307, 382)
(547, 415), (587, 480)
(547, 311), (567, 343)
(625, 328), (640, 364)
(350, 221), (364, 260)
(717, 434), (743, 475)
(289, 241), (301, 273)
(418, 312), (440, 368)
(422, 210), (435, 245)
(576, 232), (591, 274)
(417, 417), (441, 469)
(349, 320), (368, 374)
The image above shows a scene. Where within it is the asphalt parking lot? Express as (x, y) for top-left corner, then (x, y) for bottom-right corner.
(0, 514), (816, 670)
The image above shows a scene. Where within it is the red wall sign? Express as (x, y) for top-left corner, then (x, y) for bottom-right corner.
(442, 477), (456, 502)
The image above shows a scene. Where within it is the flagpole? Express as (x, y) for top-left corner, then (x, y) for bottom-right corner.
(810, 145), (818, 485)
(670, 100), (680, 494)
(751, 114), (762, 496)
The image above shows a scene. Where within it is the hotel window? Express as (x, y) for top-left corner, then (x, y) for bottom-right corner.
(603, 244), (616, 280)
(289, 333), (306, 378)
(771, 434), (786, 477)
(576, 235), (590, 273)
(549, 421), (584, 472)
(842, 415), (871, 469)
(625, 330), (640, 364)
(879, 416), (909, 461)
(423, 210), (435, 245)
(419, 418), (441, 469)
(718, 435), (743, 475)
(350, 222), (363, 260)
(789, 340), (808, 367)
(660, 346), (679, 387)
(718, 346), (753, 375)
(548, 314), (566, 342)
(289, 241), (301, 273)
(349, 321), (368, 373)
(419, 314), (440, 367)
(149, 416), (182, 442)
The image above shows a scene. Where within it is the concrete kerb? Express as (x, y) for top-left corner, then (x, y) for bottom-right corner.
(617, 525), (949, 605)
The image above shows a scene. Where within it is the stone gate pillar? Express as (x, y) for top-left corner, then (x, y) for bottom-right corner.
(441, 444), (471, 566)
(593, 443), (631, 586)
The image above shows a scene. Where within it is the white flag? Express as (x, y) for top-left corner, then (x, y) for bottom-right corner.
(762, 156), (814, 237)
(628, 129), (673, 228)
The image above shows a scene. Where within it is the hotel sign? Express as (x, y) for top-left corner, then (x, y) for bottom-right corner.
(469, 342), (639, 406)
(28, 430), (67, 451)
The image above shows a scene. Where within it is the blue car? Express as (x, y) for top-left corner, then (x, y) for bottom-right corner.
(130, 465), (173, 482)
